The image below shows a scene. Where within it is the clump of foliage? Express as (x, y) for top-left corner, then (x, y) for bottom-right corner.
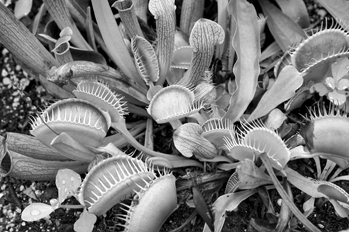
(1, 0), (349, 231)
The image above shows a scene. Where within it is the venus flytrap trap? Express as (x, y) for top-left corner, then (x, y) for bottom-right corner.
(147, 84), (203, 129)
(299, 103), (349, 167)
(224, 120), (291, 170)
(130, 35), (162, 100)
(299, 156), (349, 218)
(285, 164), (349, 219)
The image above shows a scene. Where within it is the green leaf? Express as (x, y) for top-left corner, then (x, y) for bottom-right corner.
(284, 166), (325, 199)
(0, 3), (58, 77)
(50, 132), (96, 162)
(173, 123), (217, 159)
(237, 160), (272, 189)
(74, 208), (97, 232)
(14, 0), (33, 19)
(21, 203), (55, 222)
(131, 36), (160, 84)
(248, 66), (303, 121)
(192, 185), (214, 231)
(328, 199), (349, 218)
(316, 0), (349, 29)
(56, 169), (82, 204)
(259, 0), (306, 52)
(303, 197), (315, 217)
(91, 0), (146, 88)
(38, 75), (74, 99)
(332, 57), (349, 82)
(43, 0), (92, 50)
(224, 0), (260, 122)
(202, 190), (257, 232)
(275, 0), (310, 28)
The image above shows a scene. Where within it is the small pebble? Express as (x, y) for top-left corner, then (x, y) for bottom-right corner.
(277, 198), (282, 206)
(317, 9), (327, 18)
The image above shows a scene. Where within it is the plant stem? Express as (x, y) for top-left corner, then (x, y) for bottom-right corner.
(259, 153), (321, 232)
(111, 119), (203, 169)
(60, 204), (84, 209)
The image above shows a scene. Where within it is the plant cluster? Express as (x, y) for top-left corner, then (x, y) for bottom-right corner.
(1, 0), (349, 231)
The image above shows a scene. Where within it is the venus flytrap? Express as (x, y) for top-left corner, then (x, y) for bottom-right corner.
(22, 154), (178, 232)
(116, 168), (177, 232)
(6, 0), (349, 231)
(224, 120), (290, 170)
(300, 103), (349, 167)
(301, 156), (349, 218)
(147, 85), (204, 129)
(204, 118), (310, 232)
(290, 20), (349, 84)
(285, 165), (349, 219)
(78, 155), (156, 216)
(130, 35), (163, 100)
(30, 98), (110, 162)
(131, 36), (159, 85)
(274, 20), (349, 110)
(201, 118), (234, 153)
(73, 80), (203, 168)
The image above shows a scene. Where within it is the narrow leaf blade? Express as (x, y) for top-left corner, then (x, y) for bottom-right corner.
(224, 0), (260, 122)
(203, 190), (257, 232)
(259, 0), (306, 51)
(316, 0), (349, 29)
(248, 65), (303, 121)
(91, 0), (145, 88)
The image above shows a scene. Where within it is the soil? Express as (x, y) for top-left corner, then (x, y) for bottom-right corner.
(1, 1), (349, 232)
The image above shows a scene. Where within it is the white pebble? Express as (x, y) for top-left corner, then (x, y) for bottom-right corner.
(317, 9), (327, 17)
(277, 198), (282, 206)
(2, 69), (8, 77)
